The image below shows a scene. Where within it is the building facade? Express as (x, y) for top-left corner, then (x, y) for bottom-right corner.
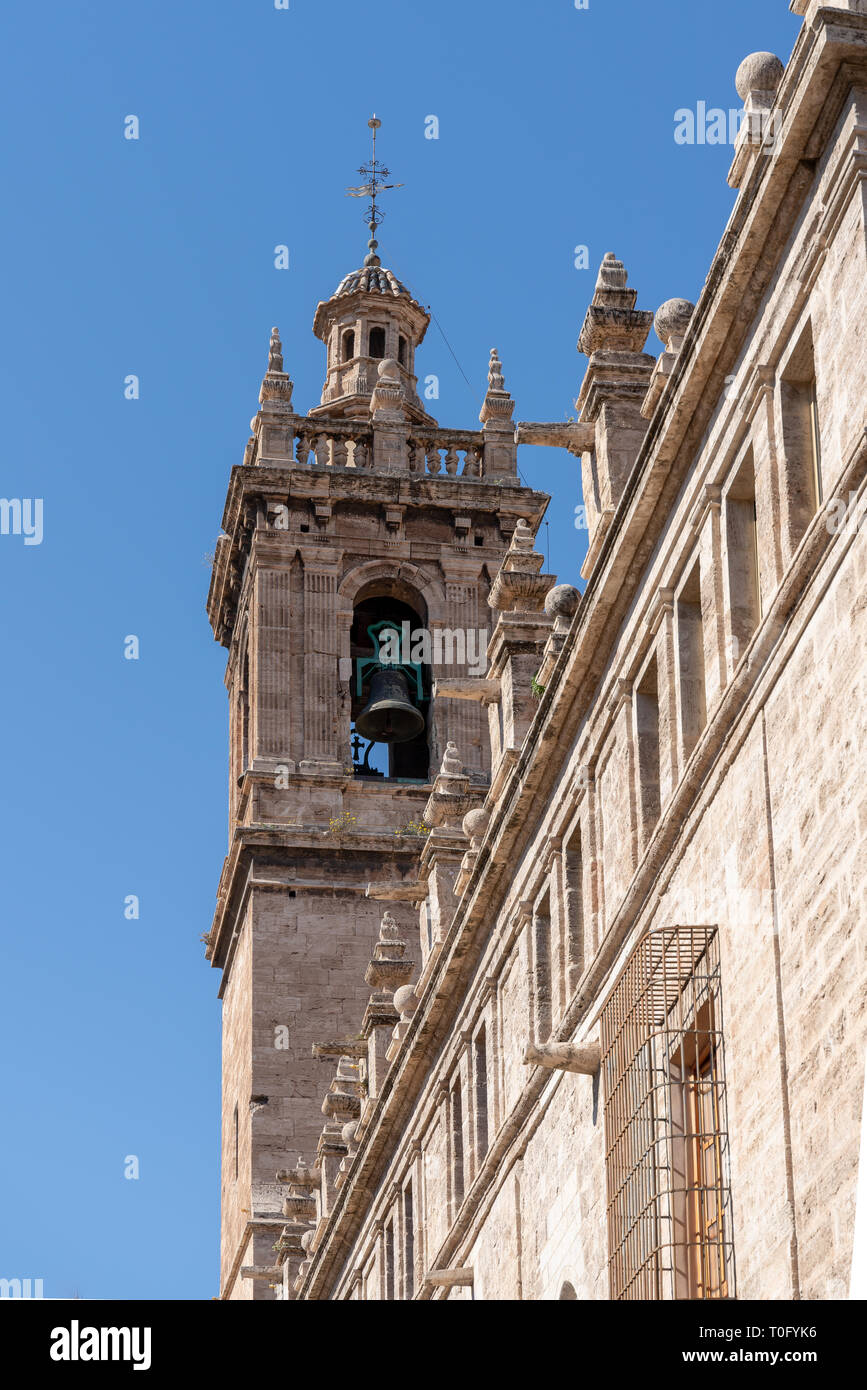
(205, 0), (867, 1300)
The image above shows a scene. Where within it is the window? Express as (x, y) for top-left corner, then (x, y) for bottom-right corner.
(635, 656), (661, 844)
(450, 1079), (465, 1216)
(676, 562), (707, 761)
(342, 329), (355, 362)
(562, 825), (584, 988)
(670, 1000), (730, 1300)
(239, 654), (250, 775)
(474, 1028), (489, 1165)
(369, 326), (386, 359)
(532, 891), (553, 1041)
(383, 1220), (395, 1301)
(725, 450), (762, 663)
(780, 323), (822, 532)
(398, 334), (407, 366)
(403, 1185), (415, 1299)
(601, 926), (733, 1301)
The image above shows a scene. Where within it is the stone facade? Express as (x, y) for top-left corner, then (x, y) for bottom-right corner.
(206, 2), (867, 1300)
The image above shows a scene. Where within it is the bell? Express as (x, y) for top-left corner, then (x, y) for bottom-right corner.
(356, 667), (425, 744)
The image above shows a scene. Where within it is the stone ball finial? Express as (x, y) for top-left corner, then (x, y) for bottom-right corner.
(301, 1229), (316, 1254)
(377, 357), (400, 382)
(341, 1120), (359, 1148)
(393, 985), (420, 1019)
(545, 584), (581, 622)
(735, 52), (784, 101)
(462, 807), (490, 844)
(654, 298), (695, 351)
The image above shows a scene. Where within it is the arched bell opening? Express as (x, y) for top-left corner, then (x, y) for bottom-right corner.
(349, 590), (431, 781)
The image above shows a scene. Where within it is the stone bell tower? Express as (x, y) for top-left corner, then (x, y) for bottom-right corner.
(204, 126), (548, 1299)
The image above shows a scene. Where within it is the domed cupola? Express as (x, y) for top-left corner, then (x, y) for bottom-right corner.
(311, 255), (434, 423)
(309, 116), (436, 425)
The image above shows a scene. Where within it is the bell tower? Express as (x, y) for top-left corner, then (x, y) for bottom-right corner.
(204, 122), (548, 1299)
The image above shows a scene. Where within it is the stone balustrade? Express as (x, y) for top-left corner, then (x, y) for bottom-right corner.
(288, 422), (487, 477)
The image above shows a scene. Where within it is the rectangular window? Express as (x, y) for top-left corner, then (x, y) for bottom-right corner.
(450, 1080), (465, 1217)
(781, 323), (822, 530)
(725, 450), (762, 664)
(384, 1220), (395, 1301)
(809, 379), (822, 508)
(670, 999), (730, 1300)
(635, 656), (661, 845)
(474, 1028), (489, 1165)
(403, 1184), (415, 1300)
(601, 926), (733, 1301)
(676, 562), (707, 761)
(562, 824), (584, 988)
(532, 890), (553, 1042)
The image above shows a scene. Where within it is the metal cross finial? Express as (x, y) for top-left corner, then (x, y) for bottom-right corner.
(345, 115), (404, 266)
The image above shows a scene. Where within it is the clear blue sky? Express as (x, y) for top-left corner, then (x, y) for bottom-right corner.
(0, 0), (801, 1300)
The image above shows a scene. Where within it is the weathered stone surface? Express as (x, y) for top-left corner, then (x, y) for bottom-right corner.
(209, 14), (867, 1302)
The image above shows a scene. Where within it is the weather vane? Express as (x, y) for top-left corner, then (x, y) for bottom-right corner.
(345, 116), (403, 265)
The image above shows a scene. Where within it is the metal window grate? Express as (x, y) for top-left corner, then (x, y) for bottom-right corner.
(601, 926), (734, 1301)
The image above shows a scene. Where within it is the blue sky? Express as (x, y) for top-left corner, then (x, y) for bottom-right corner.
(0, 0), (801, 1300)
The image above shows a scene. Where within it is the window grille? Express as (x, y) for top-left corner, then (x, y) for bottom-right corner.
(601, 926), (734, 1300)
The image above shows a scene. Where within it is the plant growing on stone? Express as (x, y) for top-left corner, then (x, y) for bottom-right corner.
(328, 810), (358, 839)
(394, 820), (430, 837)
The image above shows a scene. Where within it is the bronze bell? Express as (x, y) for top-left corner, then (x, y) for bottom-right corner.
(356, 668), (425, 744)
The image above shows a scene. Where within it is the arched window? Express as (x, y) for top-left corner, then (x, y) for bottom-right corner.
(369, 326), (386, 359)
(342, 329), (355, 362)
(398, 335), (407, 367)
(559, 1281), (578, 1300)
(350, 590), (430, 781)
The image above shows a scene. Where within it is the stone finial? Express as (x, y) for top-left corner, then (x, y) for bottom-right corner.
(321, 1055), (364, 1122)
(544, 584), (581, 624)
(392, 985), (420, 1021)
(596, 251), (628, 291)
(735, 52), (784, 102)
(424, 742), (476, 829)
(641, 298), (697, 420)
(489, 518), (556, 613)
(369, 357), (407, 420)
(268, 326), (284, 373)
(479, 347), (516, 428)
(462, 806), (490, 848)
(654, 298), (695, 354)
(341, 1120), (359, 1148)
(577, 253), (654, 357)
(441, 741), (463, 777)
(364, 910), (415, 996)
(379, 910), (400, 942)
(259, 325), (294, 408)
